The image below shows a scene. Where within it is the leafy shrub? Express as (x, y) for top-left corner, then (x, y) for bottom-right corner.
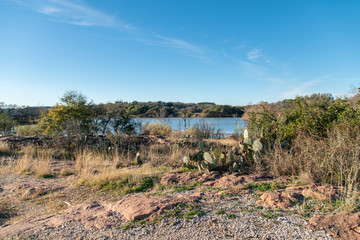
(248, 94), (360, 144)
(16, 124), (42, 136)
(0, 112), (17, 134)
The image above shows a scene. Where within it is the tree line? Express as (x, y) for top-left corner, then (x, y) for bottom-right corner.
(0, 91), (244, 136)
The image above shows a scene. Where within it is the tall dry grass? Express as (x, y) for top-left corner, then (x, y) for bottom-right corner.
(141, 121), (172, 136)
(14, 145), (54, 177)
(73, 146), (184, 187)
(0, 142), (13, 157)
(260, 126), (360, 210)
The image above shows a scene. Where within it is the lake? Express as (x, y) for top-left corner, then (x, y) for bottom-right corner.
(135, 117), (248, 135)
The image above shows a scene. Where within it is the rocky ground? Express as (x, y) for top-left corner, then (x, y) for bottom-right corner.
(1, 171), (360, 239)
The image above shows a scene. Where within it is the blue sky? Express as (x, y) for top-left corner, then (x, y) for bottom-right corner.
(1, 0), (360, 106)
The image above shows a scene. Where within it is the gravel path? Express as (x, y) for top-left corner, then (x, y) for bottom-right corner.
(24, 193), (333, 240)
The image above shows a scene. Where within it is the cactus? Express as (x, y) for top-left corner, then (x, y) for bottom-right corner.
(199, 141), (204, 151)
(203, 152), (218, 169)
(183, 156), (190, 165)
(243, 129), (251, 145)
(135, 152), (142, 165)
(239, 128), (266, 163)
(252, 139), (263, 152)
(182, 140), (254, 172)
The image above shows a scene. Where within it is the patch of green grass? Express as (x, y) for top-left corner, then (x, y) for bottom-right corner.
(121, 220), (135, 231)
(292, 199), (302, 205)
(38, 173), (56, 179)
(300, 212), (310, 218)
(183, 205), (205, 220)
(216, 209), (226, 215)
(150, 216), (161, 225)
(261, 211), (274, 219)
(177, 203), (186, 208)
(163, 208), (183, 218)
(226, 213), (236, 219)
(124, 177), (155, 194)
(176, 167), (197, 173)
(94, 177), (129, 192)
(250, 182), (287, 192)
(241, 207), (255, 212)
(172, 185), (194, 193)
(121, 219), (149, 230)
(303, 204), (312, 210)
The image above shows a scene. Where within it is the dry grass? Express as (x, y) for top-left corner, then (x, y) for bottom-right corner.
(74, 147), (179, 186)
(0, 142), (12, 156)
(0, 145), (56, 177)
(260, 127), (360, 210)
(206, 138), (239, 147)
(141, 121), (172, 136)
(0, 198), (16, 226)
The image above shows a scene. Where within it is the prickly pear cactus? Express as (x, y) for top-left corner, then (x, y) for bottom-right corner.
(252, 139), (263, 152)
(213, 148), (222, 160)
(243, 129), (251, 145)
(135, 152), (142, 164)
(204, 152), (218, 167)
(199, 141), (204, 151)
(183, 156), (190, 166)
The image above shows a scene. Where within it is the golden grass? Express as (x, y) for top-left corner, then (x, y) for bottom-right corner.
(0, 142), (12, 155)
(2, 145), (55, 177)
(74, 147), (178, 186)
(260, 127), (360, 211)
(141, 121), (172, 136)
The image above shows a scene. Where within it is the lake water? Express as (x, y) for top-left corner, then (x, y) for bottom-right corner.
(135, 117), (248, 135)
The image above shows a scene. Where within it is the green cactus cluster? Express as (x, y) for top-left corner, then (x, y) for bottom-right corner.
(238, 129), (266, 162)
(183, 141), (244, 172)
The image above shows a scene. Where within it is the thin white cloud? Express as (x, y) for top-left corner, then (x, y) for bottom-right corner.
(9, 0), (123, 28)
(261, 78), (287, 84)
(8, 0), (207, 60)
(154, 34), (204, 54)
(247, 48), (262, 61)
(235, 60), (268, 78)
(281, 76), (328, 99)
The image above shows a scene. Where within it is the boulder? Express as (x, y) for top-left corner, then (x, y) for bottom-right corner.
(256, 190), (303, 209)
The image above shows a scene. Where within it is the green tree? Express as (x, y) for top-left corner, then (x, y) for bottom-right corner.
(39, 91), (94, 136)
(93, 102), (138, 135)
(0, 112), (17, 135)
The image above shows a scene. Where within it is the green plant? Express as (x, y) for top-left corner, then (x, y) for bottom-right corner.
(172, 185), (195, 193)
(261, 211), (274, 219)
(216, 209), (225, 215)
(226, 213), (236, 219)
(183, 142), (243, 172)
(121, 220), (136, 230)
(124, 177), (155, 194)
(183, 205), (205, 220)
(251, 182), (286, 192)
(0, 112), (17, 135)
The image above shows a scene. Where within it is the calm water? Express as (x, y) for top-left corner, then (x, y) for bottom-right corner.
(135, 117), (248, 135)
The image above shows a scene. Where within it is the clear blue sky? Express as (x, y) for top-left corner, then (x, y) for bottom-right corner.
(1, 0), (360, 106)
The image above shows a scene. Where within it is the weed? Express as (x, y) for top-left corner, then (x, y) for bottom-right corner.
(172, 185), (194, 193)
(216, 209), (225, 215)
(121, 220), (135, 231)
(183, 205), (205, 220)
(251, 182), (286, 192)
(124, 177), (155, 194)
(261, 211), (274, 219)
(226, 213), (236, 219)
